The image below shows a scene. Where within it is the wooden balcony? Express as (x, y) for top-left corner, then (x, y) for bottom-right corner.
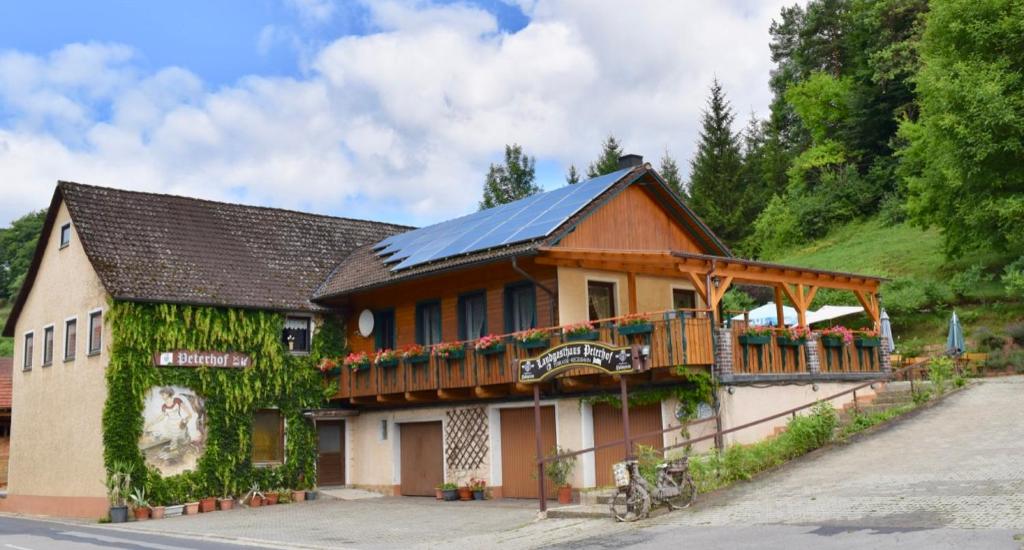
(329, 309), (715, 405)
(729, 324), (883, 377)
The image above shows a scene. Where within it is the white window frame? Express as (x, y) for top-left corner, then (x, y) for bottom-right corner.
(87, 307), (103, 356)
(22, 330), (34, 371)
(284, 315), (313, 355)
(42, 324), (55, 367)
(59, 222), (72, 249)
(64, 316), (78, 362)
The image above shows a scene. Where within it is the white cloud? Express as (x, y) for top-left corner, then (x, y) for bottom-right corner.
(285, 0), (337, 25)
(0, 0), (790, 227)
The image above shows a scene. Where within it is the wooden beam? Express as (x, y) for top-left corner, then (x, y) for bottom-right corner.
(627, 272), (638, 314)
(404, 390), (438, 402)
(774, 286), (785, 327)
(438, 388), (473, 400)
(805, 285), (819, 308)
(376, 394), (406, 404)
(682, 269), (708, 305)
(474, 385), (509, 399)
(853, 290), (880, 327)
(795, 284), (808, 327)
(711, 275), (734, 308)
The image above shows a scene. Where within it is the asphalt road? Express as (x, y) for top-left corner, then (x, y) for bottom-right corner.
(0, 515), (269, 550)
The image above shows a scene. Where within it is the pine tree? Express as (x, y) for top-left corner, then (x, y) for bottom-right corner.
(687, 79), (745, 244)
(658, 150), (684, 198)
(586, 135), (623, 178)
(565, 164), (581, 185)
(479, 144), (541, 210)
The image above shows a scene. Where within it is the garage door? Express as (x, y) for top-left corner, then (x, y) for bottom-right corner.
(500, 406), (556, 499)
(593, 403), (664, 486)
(400, 421), (444, 496)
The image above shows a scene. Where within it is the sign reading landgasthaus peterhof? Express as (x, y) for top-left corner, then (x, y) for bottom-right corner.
(152, 350), (251, 369)
(518, 342), (636, 383)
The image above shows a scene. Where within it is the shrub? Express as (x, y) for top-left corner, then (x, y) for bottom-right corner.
(1006, 322), (1024, 347)
(1003, 257), (1024, 299)
(972, 326), (1006, 352)
(949, 264), (991, 300)
(785, 401), (838, 454)
(928, 356), (955, 395)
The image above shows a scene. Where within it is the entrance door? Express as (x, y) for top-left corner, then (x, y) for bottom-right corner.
(317, 421), (345, 486)
(500, 406), (556, 499)
(400, 421), (444, 496)
(593, 403), (664, 486)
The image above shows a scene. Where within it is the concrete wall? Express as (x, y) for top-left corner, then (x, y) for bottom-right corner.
(556, 267), (703, 324)
(3, 201), (111, 518)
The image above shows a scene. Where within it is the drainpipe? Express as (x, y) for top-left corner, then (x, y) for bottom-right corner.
(512, 256), (558, 325)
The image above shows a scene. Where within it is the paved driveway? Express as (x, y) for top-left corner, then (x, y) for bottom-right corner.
(104, 377), (1024, 549)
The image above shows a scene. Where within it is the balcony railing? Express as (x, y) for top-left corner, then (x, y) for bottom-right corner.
(332, 309), (715, 401)
(730, 324), (883, 376)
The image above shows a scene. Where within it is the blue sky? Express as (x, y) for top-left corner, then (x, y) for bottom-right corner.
(0, 0), (789, 227)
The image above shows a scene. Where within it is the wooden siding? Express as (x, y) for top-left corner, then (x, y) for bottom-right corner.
(558, 186), (706, 253)
(500, 406), (556, 499)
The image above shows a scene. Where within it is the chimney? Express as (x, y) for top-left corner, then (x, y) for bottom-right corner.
(618, 154), (643, 170)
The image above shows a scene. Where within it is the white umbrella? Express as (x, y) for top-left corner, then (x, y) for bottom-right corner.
(880, 308), (894, 352)
(730, 302), (797, 326)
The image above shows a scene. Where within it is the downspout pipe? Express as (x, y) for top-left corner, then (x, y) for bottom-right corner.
(512, 256), (558, 325)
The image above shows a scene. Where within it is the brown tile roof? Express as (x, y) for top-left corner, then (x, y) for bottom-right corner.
(3, 182), (410, 335)
(0, 357), (11, 409)
(313, 166), (731, 299)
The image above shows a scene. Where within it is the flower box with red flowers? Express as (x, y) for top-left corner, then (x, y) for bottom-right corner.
(474, 335), (505, 356)
(374, 349), (401, 368)
(563, 322), (599, 342)
(401, 344), (430, 365)
(738, 325), (773, 346)
(616, 315), (653, 336)
(820, 326), (853, 348)
(776, 326), (809, 347)
(343, 351), (371, 372)
(434, 342), (465, 361)
(516, 329), (550, 350)
(855, 330), (881, 348)
(317, 358), (342, 376)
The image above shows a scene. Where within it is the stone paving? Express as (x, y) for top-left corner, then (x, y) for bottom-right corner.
(105, 377), (1024, 549)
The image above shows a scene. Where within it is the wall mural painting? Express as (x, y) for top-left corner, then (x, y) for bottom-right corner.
(139, 385), (207, 476)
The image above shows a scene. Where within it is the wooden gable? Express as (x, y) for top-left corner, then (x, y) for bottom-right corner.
(555, 184), (708, 253)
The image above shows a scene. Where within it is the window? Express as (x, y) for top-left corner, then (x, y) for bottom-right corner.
(458, 291), (487, 341)
(252, 409), (284, 464)
(416, 300), (442, 345)
(42, 326), (54, 366)
(88, 310), (103, 355)
(64, 318), (77, 361)
(374, 310), (396, 351)
(504, 282), (536, 333)
(23, 332), (34, 370)
(59, 223), (72, 248)
(587, 281), (617, 321)
(673, 288), (697, 310)
(380, 419), (389, 441)
(283, 316), (311, 353)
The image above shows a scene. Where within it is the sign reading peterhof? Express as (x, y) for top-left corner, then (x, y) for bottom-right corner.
(518, 342), (637, 383)
(152, 350), (251, 369)
(139, 386), (207, 476)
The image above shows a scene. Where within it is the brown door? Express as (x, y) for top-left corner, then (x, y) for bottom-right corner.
(593, 403), (664, 486)
(400, 421), (444, 496)
(317, 421), (345, 486)
(500, 406), (556, 499)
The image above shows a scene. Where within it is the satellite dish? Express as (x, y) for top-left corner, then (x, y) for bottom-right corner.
(358, 310), (375, 337)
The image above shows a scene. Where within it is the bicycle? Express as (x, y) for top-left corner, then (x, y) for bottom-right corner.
(609, 455), (696, 522)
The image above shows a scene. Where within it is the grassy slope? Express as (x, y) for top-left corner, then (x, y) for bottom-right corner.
(766, 218), (1023, 348)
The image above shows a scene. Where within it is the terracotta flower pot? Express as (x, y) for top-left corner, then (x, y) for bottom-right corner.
(291, 490), (305, 502)
(557, 485), (573, 505)
(265, 492), (280, 505)
(150, 506), (166, 520)
(458, 487), (472, 501)
(249, 494), (264, 507)
(217, 498), (234, 511)
(133, 507), (151, 521)
(199, 497), (217, 513)
(184, 502), (200, 515)
(435, 488), (443, 501)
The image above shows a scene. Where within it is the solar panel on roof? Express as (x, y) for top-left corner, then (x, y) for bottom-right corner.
(377, 167), (634, 271)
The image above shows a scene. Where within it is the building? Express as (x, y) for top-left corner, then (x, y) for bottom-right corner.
(1, 157), (888, 517)
(0, 357), (11, 488)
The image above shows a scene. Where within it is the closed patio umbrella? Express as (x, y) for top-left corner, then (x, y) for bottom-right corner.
(880, 308), (894, 352)
(946, 311), (965, 356)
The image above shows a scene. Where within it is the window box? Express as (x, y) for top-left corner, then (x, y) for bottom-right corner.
(350, 362), (371, 372)
(776, 336), (805, 347)
(406, 354), (431, 365)
(617, 323), (653, 336)
(518, 339), (550, 350)
(738, 334), (771, 346)
(855, 337), (881, 348)
(323, 366), (342, 376)
(376, 358), (400, 368)
(566, 330), (600, 342)
(439, 349), (465, 361)
(477, 343), (506, 356)
(821, 336), (845, 348)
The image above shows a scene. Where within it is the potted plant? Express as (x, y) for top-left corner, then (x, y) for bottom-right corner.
(474, 335), (505, 356)
(247, 482), (265, 507)
(617, 314), (653, 336)
(544, 446), (577, 505)
(563, 322), (599, 342)
(434, 342), (465, 361)
(105, 461), (132, 523)
(821, 326), (853, 348)
(265, 487), (280, 505)
(317, 357), (341, 376)
(164, 481), (185, 518)
(468, 478), (487, 500)
(344, 351), (371, 372)
(374, 348), (401, 368)
(129, 487), (151, 521)
(738, 325), (773, 345)
(291, 488), (306, 502)
(777, 325), (808, 347)
(457, 483), (472, 501)
(855, 329), (881, 348)
(402, 344), (430, 365)
(517, 329), (550, 350)
(434, 484), (444, 501)
(216, 465), (235, 510)
(440, 482), (459, 501)
(306, 486), (319, 501)
(199, 494), (217, 513)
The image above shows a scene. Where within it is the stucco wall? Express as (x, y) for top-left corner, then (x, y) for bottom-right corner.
(556, 267), (703, 324)
(7, 201), (111, 502)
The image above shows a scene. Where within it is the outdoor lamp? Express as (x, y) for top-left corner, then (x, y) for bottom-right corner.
(712, 276), (722, 289)
(812, 383), (820, 392)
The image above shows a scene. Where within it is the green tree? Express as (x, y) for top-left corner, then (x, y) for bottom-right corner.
(479, 144), (541, 210)
(898, 0), (1024, 256)
(658, 151), (684, 198)
(687, 79), (745, 244)
(0, 209), (47, 300)
(565, 164), (581, 185)
(586, 135), (623, 178)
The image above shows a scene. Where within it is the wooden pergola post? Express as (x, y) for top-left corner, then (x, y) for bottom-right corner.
(774, 286), (785, 327)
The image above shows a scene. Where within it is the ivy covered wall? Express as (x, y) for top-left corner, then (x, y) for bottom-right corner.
(102, 301), (340, 504)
